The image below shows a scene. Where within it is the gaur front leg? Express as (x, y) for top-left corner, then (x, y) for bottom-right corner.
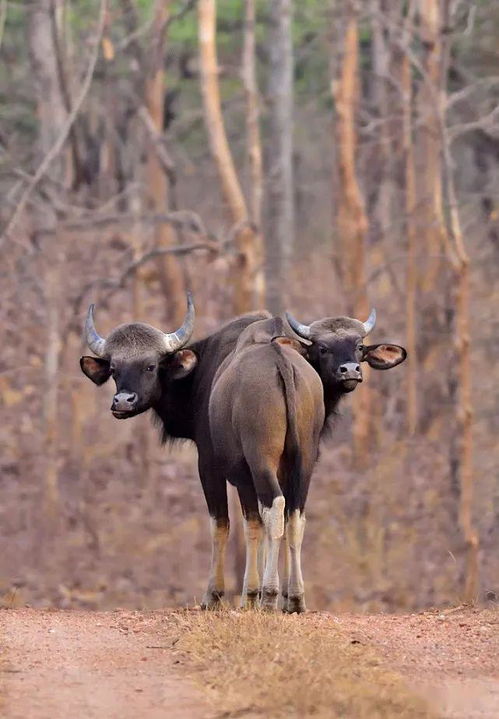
(236, 484), (263, 608)
(241, 516), (263, 608)
(199, 461), (229, 609)
(201, 516), (230, 609)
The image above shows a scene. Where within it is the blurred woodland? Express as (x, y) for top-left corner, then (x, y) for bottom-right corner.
(1, 0), (498, 612)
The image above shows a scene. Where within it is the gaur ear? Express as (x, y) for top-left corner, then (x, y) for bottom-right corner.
(80, 356), (112, 385)
(273, 336), (307, 356)
(362, 344), (407, 370)
(167, 349), (198, 380)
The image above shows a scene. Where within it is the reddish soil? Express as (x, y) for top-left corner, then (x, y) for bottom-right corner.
(0, 609), (213, 719)
(1, 606), (497, 718)
(333, 607), (499, 719)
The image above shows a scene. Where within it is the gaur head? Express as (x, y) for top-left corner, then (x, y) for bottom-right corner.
(80, 293), (197, 419)
(285, 309), (406, 394)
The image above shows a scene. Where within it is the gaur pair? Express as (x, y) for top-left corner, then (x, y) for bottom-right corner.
(80, 294), (406, 612)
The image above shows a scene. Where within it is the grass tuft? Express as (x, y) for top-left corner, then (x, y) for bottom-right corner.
(167, 610), (437, 718)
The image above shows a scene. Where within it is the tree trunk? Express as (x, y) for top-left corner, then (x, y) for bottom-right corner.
(401, 9), (418, 436)
(28, 0), (69, 184)
(440, 2), (478, 602)
(417, 0), (447, 290)
(265, 0), (294, 314)
(242, 0), (265, 308)
(369, 0), (395, 245)
(332, 7), (371, 466)
(144, 0), (186, 327)
(415, 0), (450, 442)
(198, 0), (258, 314)
(443, 134), (478, 602)
(28, 0), (69, 515)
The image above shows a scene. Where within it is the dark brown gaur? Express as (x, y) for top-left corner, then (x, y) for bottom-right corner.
(285, 308), (406, 415)
(80, 293), (271, 608)
(209, 316), (325, 612)
(268, 307), (406, 609)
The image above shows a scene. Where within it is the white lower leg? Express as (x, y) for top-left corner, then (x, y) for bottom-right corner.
(258, 534), (267, 585)
(286, 510), (306, 613)
(241, 517), (263, 607)
(281, 530), (290, 612)
(202, 518), (229, 608)
(260, 496), (285, 609)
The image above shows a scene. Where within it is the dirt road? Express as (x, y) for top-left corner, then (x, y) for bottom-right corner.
(0, 609), (212, 719)
(0, 607), (497, 718)
(337, 608), (499, 719)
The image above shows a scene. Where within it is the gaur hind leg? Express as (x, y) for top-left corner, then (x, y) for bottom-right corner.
(236, 482), (263, 608)
(248, 464), (285, 612)
(280, 528), (291, 612)
(285, 510), (306, 613)
(199, 462), (229, 609)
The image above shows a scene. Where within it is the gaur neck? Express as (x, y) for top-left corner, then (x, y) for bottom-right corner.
(153, 376), (195, 442)
(323, 386), (344, 419)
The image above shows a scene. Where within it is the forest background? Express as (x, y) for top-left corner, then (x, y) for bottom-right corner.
(1, 0), (498, 612)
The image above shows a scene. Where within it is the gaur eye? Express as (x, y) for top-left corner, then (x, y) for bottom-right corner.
(146, 364), (156, 372)
(319, 346), (328, 355)
(357, 345), (364, 352)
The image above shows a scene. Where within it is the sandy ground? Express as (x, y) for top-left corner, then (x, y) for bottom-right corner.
(1, 606), (497, 718)
(0, 609), (213, 719)
(333, 607), (499, 719)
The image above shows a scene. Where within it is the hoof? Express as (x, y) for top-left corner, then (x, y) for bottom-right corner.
(260, 588), (279, 612)
(200, 590), (224, 610)
(284, 594), (306, 614)
(240, 590), (260, 609)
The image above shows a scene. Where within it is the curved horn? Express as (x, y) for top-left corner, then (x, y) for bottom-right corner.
(85, 304), (107, 357)
(162, 291), (196, 353)
(285, 311), (312, 340)
(363, 308), (377, 336)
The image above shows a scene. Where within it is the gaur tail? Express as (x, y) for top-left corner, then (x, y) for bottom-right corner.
(271, 341), (304, 515)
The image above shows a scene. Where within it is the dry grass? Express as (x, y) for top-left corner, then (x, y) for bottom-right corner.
(166, 609), (437, 718)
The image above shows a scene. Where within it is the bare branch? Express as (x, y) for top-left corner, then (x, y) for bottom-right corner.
(137, 105), (176, 179)
(0, 0), (107, 246)
(447, 77), (499, 110)
(165, 0), (198, 30)
(37, 210), (209, 237)
(68, 215), (246, 334)
(447, 104), (499, 142)
(69, 240), (221, 335)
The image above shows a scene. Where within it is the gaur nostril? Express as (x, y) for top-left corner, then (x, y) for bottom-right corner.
(340, 366), (347, 373)
(112, 392), (137, 408)
(355, 365), (360, 372)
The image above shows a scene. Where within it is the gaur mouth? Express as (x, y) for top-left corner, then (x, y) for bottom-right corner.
(111, 409), (136, 419)
(341, 378), (361, 392)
